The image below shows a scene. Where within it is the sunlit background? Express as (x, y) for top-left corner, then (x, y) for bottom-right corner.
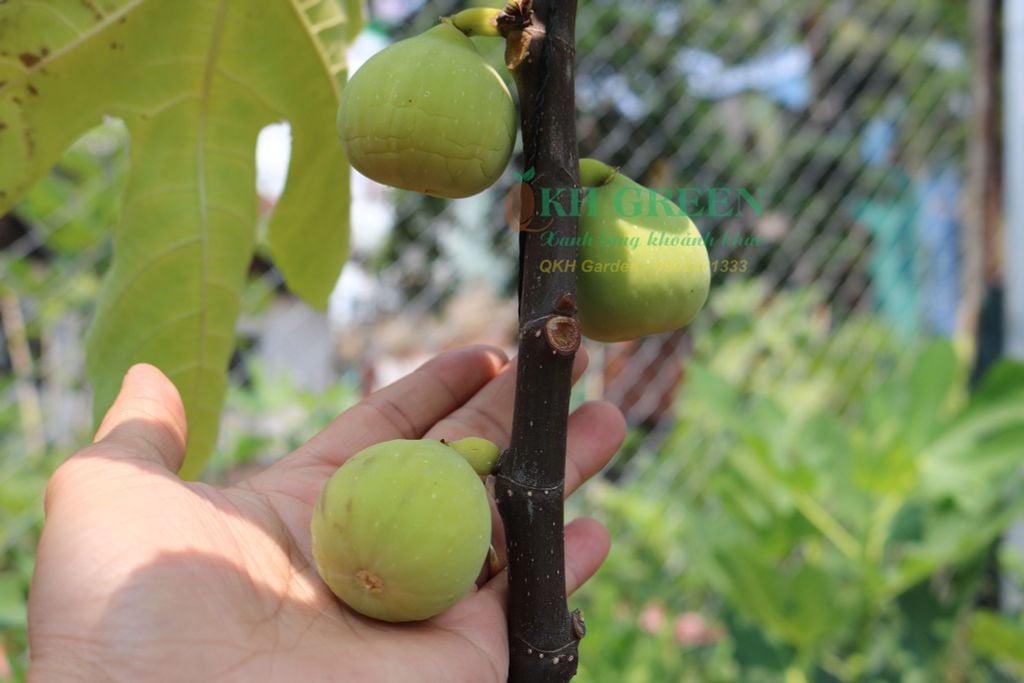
(3, 0), (1023, 680)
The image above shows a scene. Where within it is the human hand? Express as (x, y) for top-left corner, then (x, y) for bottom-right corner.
(27, 345), (625, 682)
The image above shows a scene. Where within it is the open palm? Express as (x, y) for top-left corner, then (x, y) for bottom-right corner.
(28, 345), (625, 683)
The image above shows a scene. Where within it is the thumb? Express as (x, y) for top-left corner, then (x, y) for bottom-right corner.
(93, 363), (188, 473)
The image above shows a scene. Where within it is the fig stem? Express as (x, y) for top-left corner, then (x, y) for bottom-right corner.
(448, 8), (504, 38)
(579, 158), (617, 188)
(448, 436), (501, 475)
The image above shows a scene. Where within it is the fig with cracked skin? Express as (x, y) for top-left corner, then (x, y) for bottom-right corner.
(310, 439), (492, 622)
(336, 21), (515, 199)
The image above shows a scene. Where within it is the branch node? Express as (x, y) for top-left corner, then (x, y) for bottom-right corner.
(498, 0), (541, 70)
(497, 0), (534, 32)
(515, 633), (582, 658)
(571, 608), (586, 639)
(544, 316), (581, 355)
(554, 293), (576, 315)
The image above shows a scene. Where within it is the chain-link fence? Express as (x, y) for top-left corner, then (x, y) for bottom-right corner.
(0, 0), (975, 463)
(347, 0), (974, 444)
(4, 0), (1013, 680)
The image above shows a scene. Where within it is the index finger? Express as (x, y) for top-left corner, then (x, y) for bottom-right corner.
(246, 345), (508, 510)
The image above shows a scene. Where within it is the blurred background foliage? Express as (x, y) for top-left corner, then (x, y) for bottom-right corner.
(2, 0), (1020, 680)
(570, 281), (1024, 681)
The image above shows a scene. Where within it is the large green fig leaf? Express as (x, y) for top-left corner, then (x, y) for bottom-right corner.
(0, 0), (358, 478)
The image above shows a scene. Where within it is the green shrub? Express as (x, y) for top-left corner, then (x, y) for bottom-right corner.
(573, 281), (1024, 681)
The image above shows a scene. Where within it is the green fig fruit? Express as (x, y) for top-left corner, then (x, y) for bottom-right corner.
(310, 439), (491, 622)
(447, 436), (501, 475)
(576, 168), (711, 343)
(337, 22), (516, 198)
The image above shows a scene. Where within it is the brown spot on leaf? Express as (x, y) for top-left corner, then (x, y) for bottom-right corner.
(0, 123), (6, 131)
(41, 47), (50, 57)
(18, 53), (40, 68)
(27, 84), (38, 96)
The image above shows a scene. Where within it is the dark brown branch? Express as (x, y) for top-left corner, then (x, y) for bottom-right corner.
(494, 1), (583, 681)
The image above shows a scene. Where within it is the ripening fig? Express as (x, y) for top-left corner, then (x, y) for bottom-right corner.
(575, 159), (710, 343)
(310, 439), (491, 622)
(337, 21), (516, 198)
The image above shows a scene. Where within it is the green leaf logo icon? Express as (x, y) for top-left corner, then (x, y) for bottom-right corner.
(515, 167), (537, 182)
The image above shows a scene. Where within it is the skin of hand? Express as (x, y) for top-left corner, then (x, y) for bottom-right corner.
(26, 345), (626, 683)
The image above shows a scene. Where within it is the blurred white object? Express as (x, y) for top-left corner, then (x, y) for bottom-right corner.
(577, 73), (648, 121)
(675, 45), (811, 110)
(326, 23), (399, 341)
(350, 169), (396, 255)
(1008, 0), (1024, 360)
(256, 122), (291, 202)
(437, 192), (508, 288)
(252, 298), (334, 392)
(348, 21), (391, 73)
(371, 0), (427, 25)
(345, 25), (397, 257)
(328, 260), (398, 329)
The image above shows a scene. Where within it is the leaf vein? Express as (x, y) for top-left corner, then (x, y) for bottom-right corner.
(16, 1), (83, 38)
(99, 235), (203, 314)
(120, 307), (207, 352)
(192, 0), (230, 418)
(215, 66), (288, 120)
(206, 202), (252, 227)
(163, 360), (230, 385)
(124, 183), (198, 208)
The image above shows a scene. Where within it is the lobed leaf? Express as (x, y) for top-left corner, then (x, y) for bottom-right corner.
(0, 0), (356, 477)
